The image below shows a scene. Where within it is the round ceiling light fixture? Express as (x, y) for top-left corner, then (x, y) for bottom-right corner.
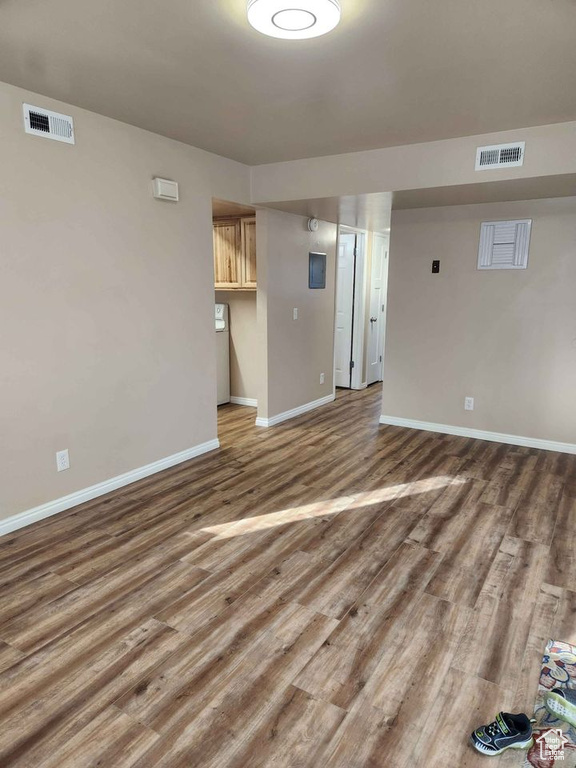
(247, 0), (341, 40)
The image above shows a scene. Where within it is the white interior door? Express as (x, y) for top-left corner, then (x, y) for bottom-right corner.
(366, 233), (389, 385)
(334, 233), (356, 388)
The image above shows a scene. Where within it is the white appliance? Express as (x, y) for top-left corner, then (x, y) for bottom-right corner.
(215, 303), (230, 405)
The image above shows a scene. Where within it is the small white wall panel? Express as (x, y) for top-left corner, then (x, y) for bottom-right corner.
(478, 219), (532, 270)
(153, 178), (179, 201)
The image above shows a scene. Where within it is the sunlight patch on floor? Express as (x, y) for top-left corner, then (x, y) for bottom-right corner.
(201, 475), (467, 540)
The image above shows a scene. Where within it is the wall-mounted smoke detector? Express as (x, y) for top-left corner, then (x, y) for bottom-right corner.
(23, 103), (74, 144)
(475, 142), (525, 171)
(152, 177), (179, 202)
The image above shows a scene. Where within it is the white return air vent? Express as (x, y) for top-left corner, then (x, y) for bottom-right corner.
(478, 219), (532, 270)
(475, 142), (525, 171)
(23, 103), (74, 144)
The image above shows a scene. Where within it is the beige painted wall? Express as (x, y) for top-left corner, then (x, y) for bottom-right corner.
(382, 197), (576, 444)
(256, 210), (338, 419)
(0, 80), (250, 521)
(251, 121), (576, 204)
(215, 291), (258, 402)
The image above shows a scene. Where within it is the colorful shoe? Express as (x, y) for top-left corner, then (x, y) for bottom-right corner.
(544, 688), (576, 728)
(470, 712), (534, 756)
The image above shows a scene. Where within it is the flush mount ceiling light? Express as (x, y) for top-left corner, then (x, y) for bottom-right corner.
(247, 0), (341, 39)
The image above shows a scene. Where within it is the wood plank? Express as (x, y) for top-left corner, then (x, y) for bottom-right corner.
(37, 706), (159, 768)
(0, 571), (78, 626)
(0, 557), (209, 658)
(0, 642), (24, 676)
(293, 543), (442, 710)
(0, 620), (181, 766)
(452, 536), (549, 690)
(129, 607), (338, 767)
(551, 585), (576, 644)
(220, 686), (345, 768)
(407, 668), (514, 768)
(545, 490), (576, 588)
(406, 478), (487, 552)
(506, 470), (564, 544)
(322, 594), (470, 768)
(425, 501), (515, 607)
(275, 508), (420, 620)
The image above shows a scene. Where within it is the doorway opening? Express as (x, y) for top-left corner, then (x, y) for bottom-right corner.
(334, 226), (389, 391)
(212, 198), (259, 441)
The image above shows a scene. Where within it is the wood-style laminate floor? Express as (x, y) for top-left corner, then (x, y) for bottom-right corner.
(1, 386), (575, 767)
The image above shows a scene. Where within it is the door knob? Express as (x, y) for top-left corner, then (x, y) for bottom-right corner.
(370, 317), (377, 323)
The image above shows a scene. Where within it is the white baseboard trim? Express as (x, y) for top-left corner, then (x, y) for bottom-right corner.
(0, 439), (220, 539)
(379, 415), (576, 455)
(256, 394), (335, 428)
(230, 397), (258, 408)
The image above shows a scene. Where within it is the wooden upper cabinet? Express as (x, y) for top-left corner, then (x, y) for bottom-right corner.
(213, 216), (257, 290)
(241, 218), (257, 289)
(213, 219), (241, 289)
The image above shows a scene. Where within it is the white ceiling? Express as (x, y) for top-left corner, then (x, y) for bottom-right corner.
(1, 0), (575, 165)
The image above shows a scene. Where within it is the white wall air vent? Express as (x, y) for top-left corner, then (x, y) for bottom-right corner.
(152, 177), (179, 202)
(23, 103), (74, 144)
(478, 219), (532, 270)
(475, 142), (525, 171)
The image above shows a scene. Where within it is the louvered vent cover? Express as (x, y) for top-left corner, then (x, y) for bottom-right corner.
(23, 104), (75, 144)
(475, 142), (524, 171)
(478, 219), (532, 270)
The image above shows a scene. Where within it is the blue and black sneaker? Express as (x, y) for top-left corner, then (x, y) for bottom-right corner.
(470, 712), (534, 756)
(544, 688), (576, 728)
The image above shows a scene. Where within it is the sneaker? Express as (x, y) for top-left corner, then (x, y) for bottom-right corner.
(544, 688), (576, 728)
(470, 712), (534, 756)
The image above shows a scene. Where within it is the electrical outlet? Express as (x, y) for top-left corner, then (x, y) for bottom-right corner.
(293, 308), (298, 320)
(56, 449), (70, 472)
(320, 373), (325, 385)
(464, 397), (475, 411)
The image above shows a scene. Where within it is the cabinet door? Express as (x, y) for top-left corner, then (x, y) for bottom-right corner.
(241, 217), (257, 289)
(213, 220), (241, 288)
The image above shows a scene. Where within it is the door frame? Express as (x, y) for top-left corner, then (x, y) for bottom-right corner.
(367, 231), (390, 385)
(333, 225), (368, 393)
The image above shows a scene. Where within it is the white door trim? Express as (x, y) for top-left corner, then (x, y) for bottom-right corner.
(334, 231), (356, 389)
(351, 230), (367, 390)
(370, 232), (389, 384)
(333, 226), (368, 391)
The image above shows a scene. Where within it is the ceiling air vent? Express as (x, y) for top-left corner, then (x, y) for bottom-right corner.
(23, 103), (75, 144)
(475, 142), (525, 171)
